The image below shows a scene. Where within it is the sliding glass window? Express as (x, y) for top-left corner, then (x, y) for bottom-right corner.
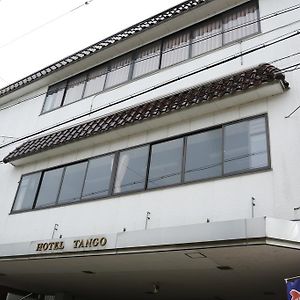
(148, 139), (184, 189)
(42, 81), (66, 113)
(185, 129), (222, 182)
(161, 32), (190, 68)
(114, 146), (149, 193)
(12, 115), (269, 213)
(35, 168), (64, 208)
(105, 55), (132, 88)
(132, 43), (161, 78)
(223, 1), (259, 44)
(224, 117), (268, 174)
(12, 173), (41, 211)
(42, 1), (259, 114)
(83, 66), (107, 98)
(63, 74), (87, 105)
(192, 19), (222, 57)
(82, 154), (114, 199)
(58, 162), (88, 204)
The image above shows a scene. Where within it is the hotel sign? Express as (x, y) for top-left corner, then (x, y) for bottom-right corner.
(34, 236), (108, 254)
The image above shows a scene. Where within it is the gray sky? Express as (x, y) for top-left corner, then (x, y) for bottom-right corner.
(0, 0), (181, 88)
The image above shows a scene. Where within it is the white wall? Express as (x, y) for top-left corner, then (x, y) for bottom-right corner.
(0, 0), (299, 244)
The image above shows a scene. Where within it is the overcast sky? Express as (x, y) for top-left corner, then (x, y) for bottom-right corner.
(0, 0), (181, 88)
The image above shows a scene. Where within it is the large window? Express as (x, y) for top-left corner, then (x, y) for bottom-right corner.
(42, 82), (66, 113)
(63, 74), (86, 105)
(161, 32), (190, 68)
(224, 117), (268, 174)
(83, 66), (107, 98)
(185, 129), (222, 182)
(223, 1), (259, 45)
(35, 168), (64, 208)
(57, 162), (88, 204)
(148, 139), (183, 188)
(105, 55), (132, 88)
(82, 154), (114, 199)
(114, 146), (149, 193)
(42, 1), (259, 113)
(12, 173), (41, 211)
(12, 115), (269, 213)
(132, 43), (161, 78)
(192, 19), (222, 57)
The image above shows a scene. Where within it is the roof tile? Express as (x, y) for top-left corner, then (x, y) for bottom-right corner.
(3, 64), (288, 164)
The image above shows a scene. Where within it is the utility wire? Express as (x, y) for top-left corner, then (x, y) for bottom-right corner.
(0, 2), (299, 112)
(0, 29), (299, 152)
(0, 0), (94, 50)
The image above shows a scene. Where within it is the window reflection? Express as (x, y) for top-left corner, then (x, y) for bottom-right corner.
(82, 155), (114, 199)
(114, 146), (149, 193)
(148, 139), (183, 188)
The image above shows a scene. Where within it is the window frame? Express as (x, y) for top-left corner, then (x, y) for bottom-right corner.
(11, 114), (270, 214)
(41, 0), (260, 115)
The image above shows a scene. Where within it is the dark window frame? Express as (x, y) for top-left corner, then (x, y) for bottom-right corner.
(11, 114), (270, 214)
(41, 0), (260, 114)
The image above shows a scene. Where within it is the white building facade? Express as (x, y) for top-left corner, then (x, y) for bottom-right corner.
(0, 0), (300, 299)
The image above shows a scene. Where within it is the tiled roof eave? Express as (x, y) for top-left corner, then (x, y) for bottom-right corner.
(3, 64), (289, 164)
(0, 0), (209, 99)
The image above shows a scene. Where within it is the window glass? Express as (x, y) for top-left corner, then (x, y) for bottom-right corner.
(224, 117), (268, 174)
(82, 154), (114, 199)
(223, 2), (259, 44)
(132, 43), (161, 78)
(161, 32), (190, 68)
(192, 19), (222, 57)
(35, 168), (64, 208)
(83, 66), (107, 98)
(63, 74), (86, 105)
(13, 173), (41, 211)
(185, 129), (222, 182)
(147, 139), (183, 188)
(58, 162), (88, 203)
(105, 55), (132, 88)
(114, 146), (149, 194)
(42, 82), (66, 113)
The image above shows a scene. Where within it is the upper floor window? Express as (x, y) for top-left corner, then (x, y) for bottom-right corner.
(42, 1), (259, 113)
(223, 1), (259, 44)
(12, 115), (269, 213)
(63, 74), (86, 105)
(105, 55), (132, 88)
(132, 43), (161, 79)
(161, 32), (190, 68)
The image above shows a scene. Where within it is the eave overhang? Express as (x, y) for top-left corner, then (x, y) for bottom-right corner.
(2, 63), (289, 166)
(0, 217), (299, 260)
(0, 0), (251, 105)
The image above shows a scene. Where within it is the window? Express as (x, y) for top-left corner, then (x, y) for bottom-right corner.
(114, 146), (149, 193)
(42, 1), (259, 114)
(224, 117), (268, 174)
(192, 19), (222, 57)
(105, 55), (132, 88)
(57, 162), (88, 204)
(161, 32), (190, 68)
(82, 154), (114, 199)
(12, 116), (269, 212)
(63, 74), (87, 105)
(83, 66), (107, 98)
(132, 43), (161, 78)
(42, 82), (66, 113)
(35, 168), (64, 208)
(147, 139), (184, 188)
(13, 173), (41, 211)
(223, 2), (259, 44)
(185, 129), (222, 182)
